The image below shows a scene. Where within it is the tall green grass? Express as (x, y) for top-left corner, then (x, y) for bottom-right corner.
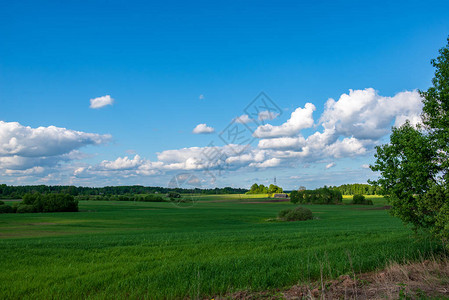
(0, 199), (441, 299)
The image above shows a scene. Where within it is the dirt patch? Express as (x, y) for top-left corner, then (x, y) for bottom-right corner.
(214, 257), (449, 299)
(27, 222), (58, 226)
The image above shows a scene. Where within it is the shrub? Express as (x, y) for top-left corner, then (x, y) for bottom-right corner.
(278, 206), (313, 221)
(21, 193), (78, 213)
(167, 192), (181, 199)
(352, 194), (365, 204)
(11, 202), (19, 213)
(143, 194), (165, 202)
(0, 204), (13, 213)
(16, 204), (35, 213)
(278, 208), (291, 219)
(290, 187), (342, 204)
(351, 194), (373, 205)
(0, 200), (4, 205)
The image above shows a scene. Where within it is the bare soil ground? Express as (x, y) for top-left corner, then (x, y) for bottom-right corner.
(216, 256), (449, 299)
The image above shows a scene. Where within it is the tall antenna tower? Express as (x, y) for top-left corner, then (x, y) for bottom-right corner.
(274, 176), (277, 185)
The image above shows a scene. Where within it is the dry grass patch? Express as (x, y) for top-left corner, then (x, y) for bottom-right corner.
(220, 256), (449, 299)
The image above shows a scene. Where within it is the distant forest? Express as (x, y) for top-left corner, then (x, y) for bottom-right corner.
(0, 183), (380, 199)
(0, 184), (248, 199)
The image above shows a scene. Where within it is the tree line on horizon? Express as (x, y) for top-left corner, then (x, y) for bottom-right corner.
(0, 182), (383, 199)
(0, 184), (248, 199)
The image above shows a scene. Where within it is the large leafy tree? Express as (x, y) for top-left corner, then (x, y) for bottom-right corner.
(371, 37), (449, 243)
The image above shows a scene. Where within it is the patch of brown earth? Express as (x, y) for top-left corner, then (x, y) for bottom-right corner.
(214, 257), (449, 299)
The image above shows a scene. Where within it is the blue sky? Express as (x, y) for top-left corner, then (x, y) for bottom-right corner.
(1, 0), (448, 189)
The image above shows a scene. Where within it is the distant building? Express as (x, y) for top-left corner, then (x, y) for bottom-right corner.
(274, 193), (289, 198)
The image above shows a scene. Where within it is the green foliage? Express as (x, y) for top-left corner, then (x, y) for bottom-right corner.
(247, 183), (268, 194)
(290, 190), (300, 204)
(19, 193), (78, 213)
(331, 183), (381, 195)
(0, 204), (13, 213)
(143, 194), (165, 202)
(290, 187), (342, 204)
(267, 184), (283, 195)
(167, 192), (181, 199)
(16, 204), (35, 213)
(371, 37), (449, 243)
(352, 194), (373, 205)
(278, 206), (313, 221)
(353, 194), (365, 203)
(0, 184), (248, 199)
(246, 183), (284, 195)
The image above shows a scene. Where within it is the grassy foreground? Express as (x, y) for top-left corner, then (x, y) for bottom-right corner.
(0, 197), (442, 299)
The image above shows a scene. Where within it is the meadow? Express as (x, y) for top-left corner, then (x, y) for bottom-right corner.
(0, 195), (442, 299)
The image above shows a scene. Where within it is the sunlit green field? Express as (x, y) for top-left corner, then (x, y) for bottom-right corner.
(0, 196), (441, 299)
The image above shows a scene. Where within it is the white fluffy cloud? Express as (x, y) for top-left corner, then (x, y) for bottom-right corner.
(192, 123), (215, 134)
(254, 89), (421, 164)
(0, 121), (110, 172)
(234, 114), (253, 124)
(100, 155), (143, 170)
(258, 110), (280, 121)
(320, 88), (422, 140)
(258, 136), (306, 150)
(90, 95), (114, 109)
(326, 137), (366, 158)
(249, 157), (281, 168)
(254, 103), (315, 138)
(0, 121), (110, 157)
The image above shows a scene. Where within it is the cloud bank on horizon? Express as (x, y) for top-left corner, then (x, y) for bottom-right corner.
(0, 88), (423, 187)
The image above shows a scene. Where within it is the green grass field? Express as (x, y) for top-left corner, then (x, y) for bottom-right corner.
(0, 196), (442, 299)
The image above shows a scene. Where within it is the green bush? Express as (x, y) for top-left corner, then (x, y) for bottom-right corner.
(0, 200), (4, 205)
(352, 194), (365, 204)
(290, 190), (300, 204)
(351, 194), (373, 205)
(278, 206), (313, 221)
(21, 193), (78, 213)
(290, 187), (342, 204)
(278, 208), (291, 219)
(16, 204), (35, 213)
(143, 195), (165, 202)
(0, 204), (13, 213)
(167, 192), (181, 199)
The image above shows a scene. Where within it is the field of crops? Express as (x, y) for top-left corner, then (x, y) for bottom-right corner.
(0, 196), (442, 299)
